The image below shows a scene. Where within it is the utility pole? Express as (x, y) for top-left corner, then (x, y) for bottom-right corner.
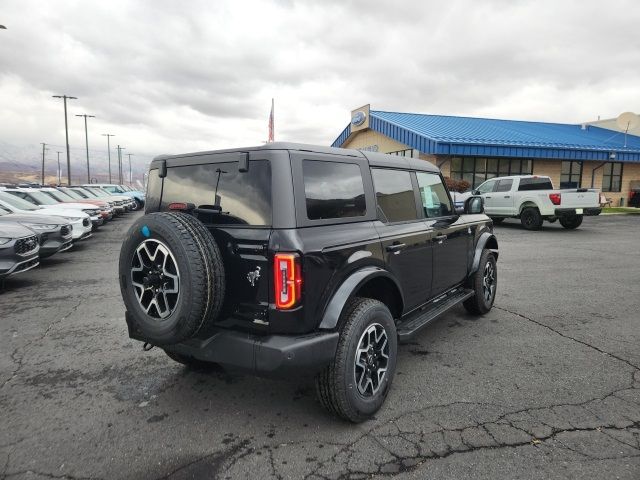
(40, 143), (47, 185)
(75, 114), (95, 183)
(127, 153), (134, 185)
(117, 145), (125, 184)
(102, 134), (115, 183)
(52, 95), (77, 185)
(56, 151), (62, 185)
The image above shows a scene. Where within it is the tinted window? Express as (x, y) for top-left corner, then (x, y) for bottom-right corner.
(518, 177), (553, 191)
(161, 160), (272, 226)
(303, 160), (366, 220)
(496, 179), (513, 192)
(371, 169), (418, 223)
(416, 172), (453, 218)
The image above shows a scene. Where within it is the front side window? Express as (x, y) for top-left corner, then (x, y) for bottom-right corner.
(477, 179), (497, 194)
(416, 172), (453, 218)
(303, 160), (366, 220)
(602, 162), (623, 192)
(161, 160), (272, 225)
(371, 169), (418, 223)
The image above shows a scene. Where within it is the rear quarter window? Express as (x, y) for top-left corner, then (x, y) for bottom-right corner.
(160, 160), (272, 226)
(518, 177), (553, 191)
(302, 160), (366, 220)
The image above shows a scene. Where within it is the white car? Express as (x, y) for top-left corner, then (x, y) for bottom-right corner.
(463, 175), (601, 230)
(1, 188), (104, 227)
(68, 186), (133, 213)
(82, 186), (136, 210)
(0, 191), (92, 241)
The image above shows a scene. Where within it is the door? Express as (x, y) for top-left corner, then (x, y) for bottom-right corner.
(491, 178), (514, 215)
(416, 172), (471, 297)
(371, 168), (433, 311)
(475, 179), (498, 214)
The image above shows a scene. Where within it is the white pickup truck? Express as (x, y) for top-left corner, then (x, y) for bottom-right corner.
(468, 175), (601, 230)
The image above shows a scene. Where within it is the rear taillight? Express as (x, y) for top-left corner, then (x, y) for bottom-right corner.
(274, 253), (302, 310)
(549, 193), (561, 205)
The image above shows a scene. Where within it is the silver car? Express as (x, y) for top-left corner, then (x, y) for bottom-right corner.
(0, 222), (40, 280)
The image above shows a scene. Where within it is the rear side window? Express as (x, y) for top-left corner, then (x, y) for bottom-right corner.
(496, 179), (513, 192)
(518, 177), (553, 191)
(371, 169), (418, 223)
(416, 172), (453, 218)
(160, 160), (272, 225)
(302, 160), (366, 220)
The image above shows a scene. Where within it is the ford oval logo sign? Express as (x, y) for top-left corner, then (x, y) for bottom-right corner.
(351, 111), (366, 126)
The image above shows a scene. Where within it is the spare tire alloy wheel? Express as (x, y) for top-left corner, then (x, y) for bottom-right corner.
(131, 239), (180, 319)
(354, 323), (389, 397)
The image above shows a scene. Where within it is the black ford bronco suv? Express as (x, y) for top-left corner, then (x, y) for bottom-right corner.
(119, 143), (498, 422)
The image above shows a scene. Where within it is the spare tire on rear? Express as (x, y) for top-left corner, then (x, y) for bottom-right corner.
(119, 212), (225, 345)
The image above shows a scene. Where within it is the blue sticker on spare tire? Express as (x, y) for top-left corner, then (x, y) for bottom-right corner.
(141, 225), (151, 237)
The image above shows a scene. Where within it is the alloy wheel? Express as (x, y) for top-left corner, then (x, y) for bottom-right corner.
(482, 261), (496, 303)
(354, 323), (390, 397)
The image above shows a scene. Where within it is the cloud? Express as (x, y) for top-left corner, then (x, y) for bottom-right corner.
(0, 0), (639, 173)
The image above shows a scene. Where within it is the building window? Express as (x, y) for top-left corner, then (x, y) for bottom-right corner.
(450, 157), (533, 189)
(560, 161), (583, 188)
(602, 162), (623, 192)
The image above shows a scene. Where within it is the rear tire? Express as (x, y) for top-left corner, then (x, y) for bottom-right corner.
(559, 214), (583, 229)
(464, 250), (497, 315)
(315, 298), (397, 423)
(520, 207), (543, 230)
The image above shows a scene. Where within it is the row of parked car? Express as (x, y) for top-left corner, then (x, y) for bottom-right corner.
(0, 183), (145, 283)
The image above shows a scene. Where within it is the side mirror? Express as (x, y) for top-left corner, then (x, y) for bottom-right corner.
(464, 196), (484, 215)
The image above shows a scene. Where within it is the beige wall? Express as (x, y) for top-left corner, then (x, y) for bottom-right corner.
(581, 161), (640, 206)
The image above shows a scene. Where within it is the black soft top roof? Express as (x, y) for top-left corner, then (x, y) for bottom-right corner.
(151, 142), (440, 173)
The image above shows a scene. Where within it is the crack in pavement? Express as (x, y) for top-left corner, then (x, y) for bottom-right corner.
(494, 305), (640, 371)
(0, 299), (83, 390)
(3, 471), (101, 480)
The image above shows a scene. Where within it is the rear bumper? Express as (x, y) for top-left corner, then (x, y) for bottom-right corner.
(126, 312), (339, 377)
(554, 207), (601, 217)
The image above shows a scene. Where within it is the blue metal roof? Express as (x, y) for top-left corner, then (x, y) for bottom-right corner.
(332, 110), (640, 162)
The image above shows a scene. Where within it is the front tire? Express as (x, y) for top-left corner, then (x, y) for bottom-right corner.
(464, 250), (497, 315)
(315, 298), (397, 423)
(520, 207), (543, 230)
(559, 214), (583, 229)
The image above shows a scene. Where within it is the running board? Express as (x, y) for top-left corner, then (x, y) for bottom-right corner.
(397, 288), (474, 342)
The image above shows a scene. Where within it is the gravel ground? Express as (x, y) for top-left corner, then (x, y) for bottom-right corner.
(0, 213), (638, 479)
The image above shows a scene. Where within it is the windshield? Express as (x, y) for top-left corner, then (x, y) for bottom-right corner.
(60, 189), (83, 200)
(0, 191), (40, 211)
(89, 188), (110, 198)
(103, 185), (125, 193)
(76, 188), (99, 198)
(0, 206), (11, 215)
(24, 191), (59, 205)
(45, 190), (74, 202)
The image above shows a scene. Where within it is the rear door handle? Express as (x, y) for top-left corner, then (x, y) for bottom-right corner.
(485, 196), (492, 199)
(386, 243), (406, 253)
(434, 234), (448, 243)
(504, 195), (510, 198)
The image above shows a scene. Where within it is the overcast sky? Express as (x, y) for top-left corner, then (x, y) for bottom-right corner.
(1, 0), (639, 163)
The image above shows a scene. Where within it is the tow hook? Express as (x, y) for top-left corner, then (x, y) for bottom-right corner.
(142, 342), (154, 352)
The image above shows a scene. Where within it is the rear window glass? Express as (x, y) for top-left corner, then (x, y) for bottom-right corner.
(518, 177), (553, 191)
(161, 160), (272, 226)
(303, 160), (366, 220)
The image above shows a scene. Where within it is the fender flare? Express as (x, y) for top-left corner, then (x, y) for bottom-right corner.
(318, 266), (403, 330)
(469, 232), (499, 276)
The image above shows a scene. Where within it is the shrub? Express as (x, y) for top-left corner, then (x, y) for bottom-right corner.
(444, 177), (471, 193)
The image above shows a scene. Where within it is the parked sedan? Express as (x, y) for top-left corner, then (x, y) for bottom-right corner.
(55, 187), (115, 220)
(0, 206), (73, 258)
(0, 191), (92, 241)
(0, 222), (40, 280)
(36, 187), (106, 229)
(86, 184), (145, 209)
(1, 188), (103, 228)
(67, 187), (127, 215)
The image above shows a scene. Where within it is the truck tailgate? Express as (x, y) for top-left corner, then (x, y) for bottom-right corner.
(558, 190), (599, 208)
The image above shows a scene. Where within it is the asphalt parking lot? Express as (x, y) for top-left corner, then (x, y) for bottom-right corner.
(1, 213), (639, 480)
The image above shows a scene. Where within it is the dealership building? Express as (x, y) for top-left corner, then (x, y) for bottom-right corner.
(332, 105), (640, 206)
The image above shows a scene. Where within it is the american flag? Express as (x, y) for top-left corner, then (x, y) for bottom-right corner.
(268, 98), (274, 142)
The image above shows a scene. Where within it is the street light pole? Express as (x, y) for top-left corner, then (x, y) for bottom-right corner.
(52, 95), (77, 185)
(75, 114), (95, 183)
(101, 134), (115, 183)
(126, 153), (134, 185)
(40, 142), (47, 185)
(56, 151), (62, 185)
(117, 145), (125, 184)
